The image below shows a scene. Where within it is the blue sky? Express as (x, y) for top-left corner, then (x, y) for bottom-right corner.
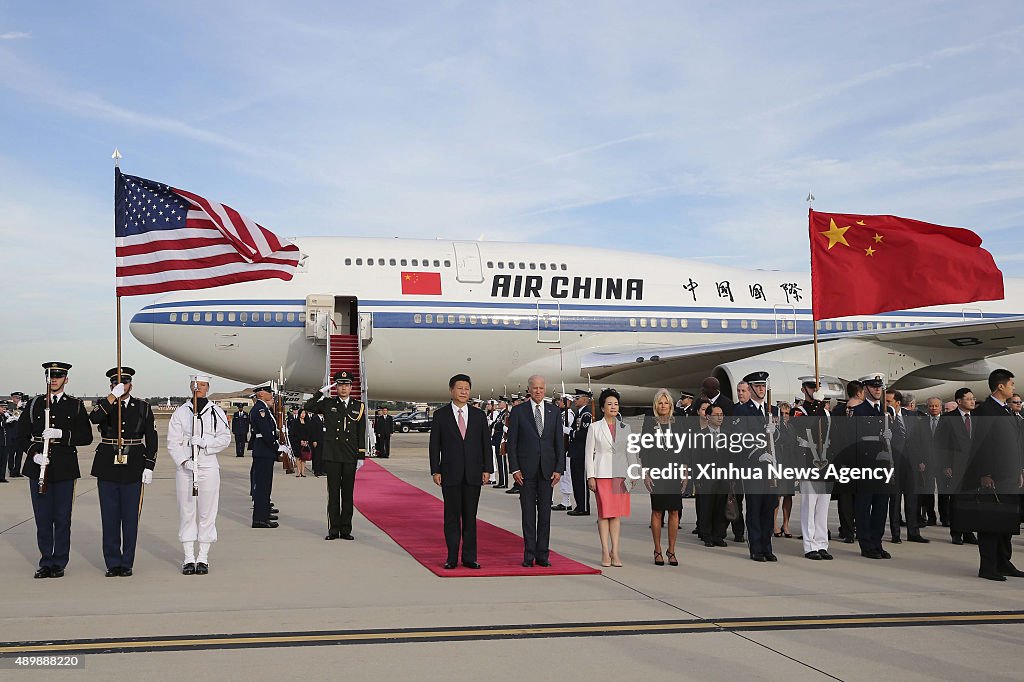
(2, 1), (1023, 395)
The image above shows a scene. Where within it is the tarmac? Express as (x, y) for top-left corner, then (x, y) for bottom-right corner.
(1, 422), (1023, 680)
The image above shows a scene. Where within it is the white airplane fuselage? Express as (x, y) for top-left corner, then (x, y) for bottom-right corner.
(129, 237), (1024, 402)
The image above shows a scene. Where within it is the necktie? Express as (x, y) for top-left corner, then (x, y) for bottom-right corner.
(457, 409), (467, 439)
(931, 417), (938, 435)
(964, 414), (971, 436)
(535, 404), (543, 436)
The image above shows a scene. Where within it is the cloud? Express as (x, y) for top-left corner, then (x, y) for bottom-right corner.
(0, 31), (30, 40)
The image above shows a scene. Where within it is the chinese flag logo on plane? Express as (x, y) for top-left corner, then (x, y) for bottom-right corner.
(401, 271), (442, 295)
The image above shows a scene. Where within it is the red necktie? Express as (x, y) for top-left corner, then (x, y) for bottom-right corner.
(458, 409), (467, 439)
(964, 414), (971, 436)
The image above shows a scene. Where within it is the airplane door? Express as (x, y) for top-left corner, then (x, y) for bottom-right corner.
(453, 242), (484, 283)
(773, 304), (797, 336)
(305, 294), (335, 344)
(537, 300), (560, 343)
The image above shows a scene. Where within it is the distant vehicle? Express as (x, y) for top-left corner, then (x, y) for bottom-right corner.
(393, 410), (431, 433)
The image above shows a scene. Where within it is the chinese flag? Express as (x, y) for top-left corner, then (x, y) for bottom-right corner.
(809, 210), (1003, 320)
(400, 271), (442, 295)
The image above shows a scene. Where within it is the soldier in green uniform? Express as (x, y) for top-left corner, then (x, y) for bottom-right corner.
(304, 370), (366, 541)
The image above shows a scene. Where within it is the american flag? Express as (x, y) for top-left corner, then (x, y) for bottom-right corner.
(114, 169), (301, 296)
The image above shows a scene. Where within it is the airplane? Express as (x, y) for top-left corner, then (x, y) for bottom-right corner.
(128, 236), (1024, 404)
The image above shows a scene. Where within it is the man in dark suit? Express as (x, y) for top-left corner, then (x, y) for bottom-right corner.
(884, 390), (929, 544)
(959, 369), (1024, 581)
(429, 374), (493, 569)
(701, 376), (733, 416)
(374, 408), (394, 458)
(507, 375), (566, 567)
(232, 404), (249, 457)
(733, 372), (783, 562)
(942, 388), (978, 545)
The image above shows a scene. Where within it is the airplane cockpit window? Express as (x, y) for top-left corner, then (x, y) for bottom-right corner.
(169, 313), (177, 322)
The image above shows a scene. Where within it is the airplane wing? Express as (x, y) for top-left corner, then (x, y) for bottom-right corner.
(580, 316), (1024, 389)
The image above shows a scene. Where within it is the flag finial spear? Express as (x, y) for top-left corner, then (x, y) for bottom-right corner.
(805, 192), (815, 207)
(112, 148), (122, 168)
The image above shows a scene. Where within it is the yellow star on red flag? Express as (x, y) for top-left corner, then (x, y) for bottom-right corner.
(820, 218), (851, 250)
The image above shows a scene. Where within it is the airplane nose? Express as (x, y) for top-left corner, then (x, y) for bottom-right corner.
(129, 311), (154, 348)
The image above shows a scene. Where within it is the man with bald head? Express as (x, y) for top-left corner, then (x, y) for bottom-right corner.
(701, 377), (734, 416)
(507, 375), (566, 567)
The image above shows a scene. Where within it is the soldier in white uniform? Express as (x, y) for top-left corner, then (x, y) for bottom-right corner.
(553, 394), (576, 511)
(167, 373), (231, 575)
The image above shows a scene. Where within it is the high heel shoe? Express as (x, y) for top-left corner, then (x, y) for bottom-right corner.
(773, 531), (783, 538)
(654, 551), (664, 566)
(611, 554), (623, 567)
(600, 555), (612, 568)
(666, 551), (678, 566)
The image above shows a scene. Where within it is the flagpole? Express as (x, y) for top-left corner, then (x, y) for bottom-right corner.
(806, 196), (821, 392)
(113, 148), (125, 464)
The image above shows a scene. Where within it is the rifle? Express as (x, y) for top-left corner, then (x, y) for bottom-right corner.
(190, 381), (199, 497)
(38, 368), (52, 495)
(766, 381), (778, 489)
(274, 376), (295, 474)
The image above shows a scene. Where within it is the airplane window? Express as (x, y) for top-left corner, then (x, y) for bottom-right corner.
(640, 318), (647, 328)
(458, 315), (466, 324)
(240, 313), (248, 322)
(390, 258), (396, 266)
(287, 313), (295, 322)
(264, 313), (271, 322)
(824, 321), (832, 330)
(480, 316), (489, 324)
(298, 313), (305, 323)
(681, 319), (689, 329)
(540, 263), (546, 270)
(561, 264), (567, 270)
(470, 315), (477, 325)
(345, 258), (351, 265)
(433, 260), (440, 267)
(447, 314), (455, 324)
(518, 262), (526, 269)
(355, 258), (363, 265)
(847, 322), (854, 330)
(866, 321), (874, 330)
(414, 314), (422, 324)
(529, 263), (536, 270)
(216, 312), (224, 322)
(444, 260), (451, 267)
(497, 262), (505, 269)
(670, 318), (678, 328)
(503, 317), (511, 326)
(275, 313), (283, 322)
(550, 263), (557, 270)
(787, 321), (795, 330)
(425, 314), (433, 323)
(169, 313), (177, 322)
(741, 320), (748, 329)
(721, 320), (729, 329)
(649, 318), (658, 327)
(228, 313), (236, 322)
(629, 318), (637, 327)
(856, 321), (864, 330)
(513, 318), (521, 326)
(193, 313), (201, 322)
(508, 262), (515, 270)
(700, 319), (709, 329)
(749, 320), (756, 330)
(660, 319), (668, 328)
(203, 312), (211, 322)
(400, 259), (407, 266)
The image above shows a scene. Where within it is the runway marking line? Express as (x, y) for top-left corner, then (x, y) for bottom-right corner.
(1, 611), (1022, 656)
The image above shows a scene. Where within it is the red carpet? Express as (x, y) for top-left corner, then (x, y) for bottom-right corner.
(353, 460), (601, 578)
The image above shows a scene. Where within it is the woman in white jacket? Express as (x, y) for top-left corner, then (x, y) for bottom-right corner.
(585, 388), (639, 567)
(167, 374), (232, 575)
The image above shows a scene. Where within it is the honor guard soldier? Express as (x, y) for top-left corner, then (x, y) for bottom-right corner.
(851, 373), (894, 560)
(249, 382), (284, 528)
(232, 404), (250, 457)
(0, 400), (13, 482)
(305, 370), (366, 541)
(89, 367), (158, 577)
(791, 378), (834, 560)
(17, 362), (93, 578)
(734, 371), (783, 562)
(675, 391), (696, 416)
(6, 392), (26, 478)
(566, 389), (593, 515)
(168, 374), (231, 575)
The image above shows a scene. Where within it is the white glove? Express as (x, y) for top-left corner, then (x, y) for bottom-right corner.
(880, 429), (892, 442)
(357, 460), (365, 470)
(181, 459), (196, 472)
(33, 453), (50, 466)
(110, 383), (127, 399)
(277, 445), (289, 453)
(142, 469), (153, 485)
(765, 421), (776, 435)
(758, 453), (774, 464)
(42, 428), (63, 440)
(189, 435), (209, 448)
(320, 384), (333, 396)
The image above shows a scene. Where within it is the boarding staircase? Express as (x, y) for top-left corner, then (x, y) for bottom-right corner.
(326, 333), (366, 404)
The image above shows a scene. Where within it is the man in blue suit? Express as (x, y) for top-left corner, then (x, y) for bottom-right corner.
(507, 375), (566, 567)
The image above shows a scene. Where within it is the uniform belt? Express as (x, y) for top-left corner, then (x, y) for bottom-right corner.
(101, 438), (144, 445)
(30, 436), (55, 444)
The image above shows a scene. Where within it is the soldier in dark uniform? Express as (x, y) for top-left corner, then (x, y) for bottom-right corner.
(734, 371), (783, 562)
(17, 362), (93, 578)
(851, 373), (894, 560)
(231, 404), (249, 457)
(305, 371), (366, 540)
(374, 407), (394, 458)
(89, 367), (158, 577)
(674, 391), (696, 417)
(566, 389), (593, 516)
(6, 391), (26, 478)
(491, 397), (509, 488)
(0, 400), (14, 482)
(249, 382), (283, 528)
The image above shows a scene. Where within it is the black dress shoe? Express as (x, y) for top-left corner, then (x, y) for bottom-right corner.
(325, 533), (340, 540)
(119, 568), (133, 577)
(907, 535), (930, 543)
(252, 521), (279, 528)
(964, 534), (978, 545)
(843, 536), (856, 544)
(691, 528), (699, 534)
(0, 478), (8, 483)
(50, 568), (64, 578)
(567, 510), (590, 516)
(861, 551), (884, 559)
(505, 488), (520, 494)
(1000, 567), (1024, 578)
(879, 550), (892, 559)
(340, 533), (354, 540)
(182, 562), (196, 575)
(818, 550), (834, 560)
(443, 561), (458, 570)
(765, 553), (778, 562)
(521, 560), (534, 567)
(890, 536), (902, 544)
(733, 535), (745, 543)
(952, 536), (964, 545)
(268, 514), (279, 521)
(462, 561), (482, 569)
(105, 567), (122, 577)
(941, 521), (950, 527)
(713, 539), (728, 547)
(536, 559), (551, 567)
(551, 504), (568, 511)
(805, 551), (823, 560)
(33, 567), (51, 579)
(195, 562), (209, 575)
(751, 554), (767, 562)
(979, 572), (1007, 581)
(704, 541), (714, 547)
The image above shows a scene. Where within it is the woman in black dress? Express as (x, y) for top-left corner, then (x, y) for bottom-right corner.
(642, 388), (684, 565)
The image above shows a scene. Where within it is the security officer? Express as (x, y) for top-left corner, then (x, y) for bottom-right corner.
(305, 371), (366, 540)
(7, 391), (26, 478)
(566, 389), (593, 516)
(851, 373), (894, 560)
(374, 407), (394, 458)
(231, 404), (250, 457)
(249, 382), (283, 528)
(17, 362), (93, 578)
(89, 367), (158, 576)
(735, 371), (784, 562)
